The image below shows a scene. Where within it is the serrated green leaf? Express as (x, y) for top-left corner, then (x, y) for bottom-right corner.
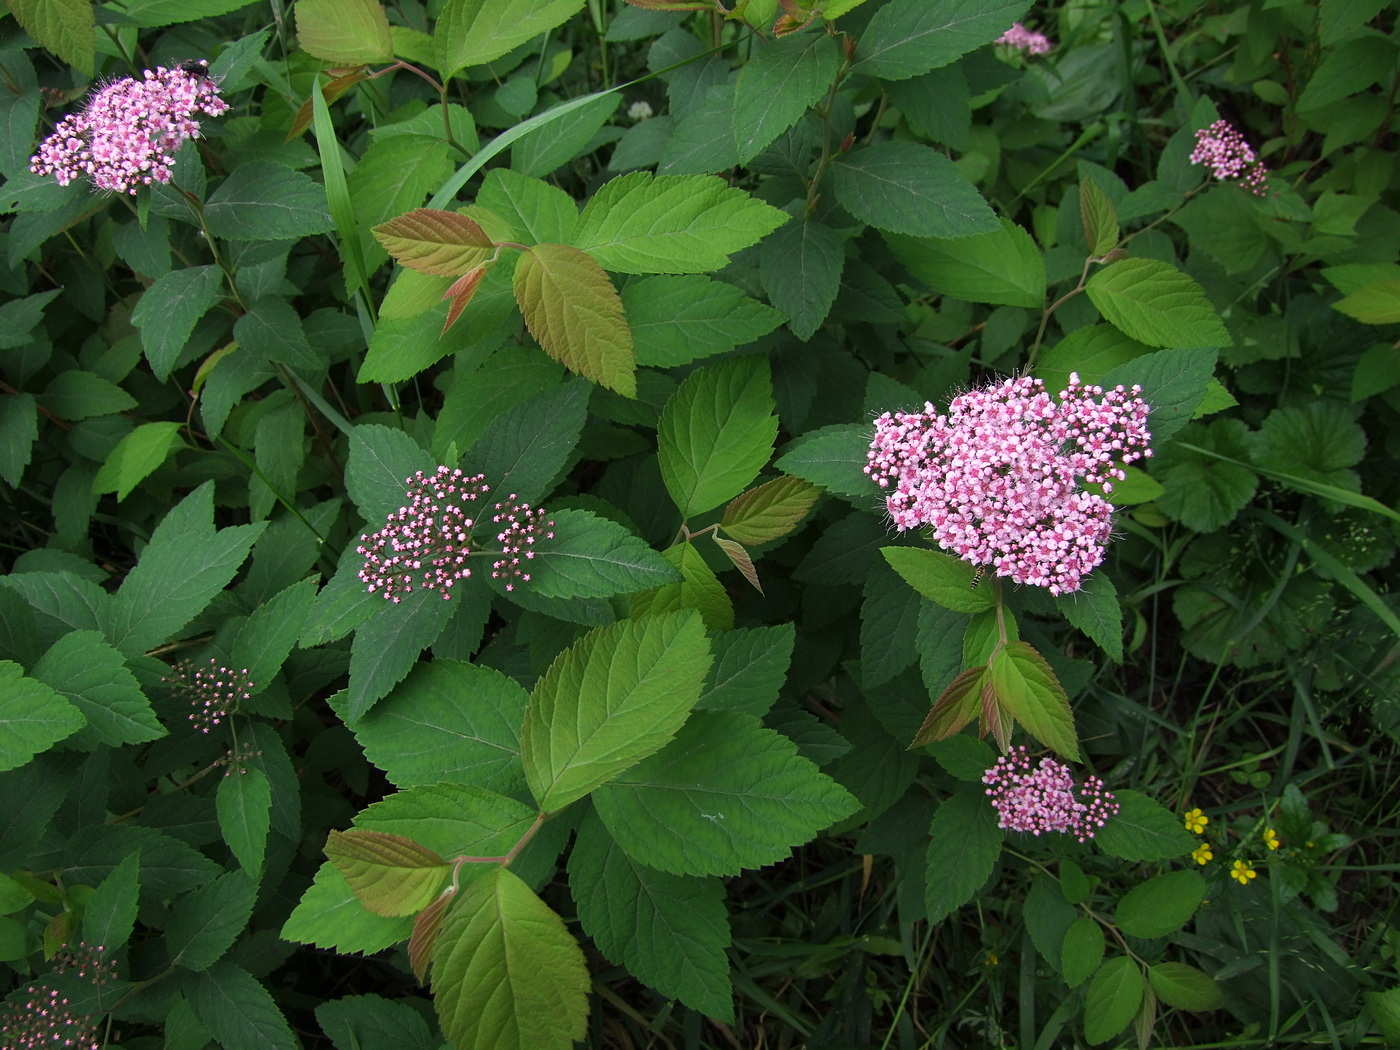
(460, 377), (589, 506)
(316, 995), (438, 1050)
(733, 30), (841, 161)
(348, 591), (455, 721)
(432, 867), (589, 1050)
(854, 0), (1032, 80)
(631, 542), (734, 632)
(571, 172), (788, 275)
(861, 563), (921, 688)
(1024, 873), (1076, 972)
(1083, 956), (1144, 1045)
(1033, 324), (1149, 400)
(168, 870), (257, 971)
(83, 853), (140, 951)
(30, 630), (162, 748)
(774, 423), (872, 499)
(1085, 258), (1230, 348)
(232, 577), (319, 690)
(1154, 419), (1258, 532)
(217, 766), (272, 878)
(325, 829), (449, 916)
(988, 642), (1078, 760)
(130, 265), (224, 381)
(527, 508), (680, 599)
(758, 214), (845, 340)
(512, 92), (619, 178)
(345, 424), (436, 524)
(569, 813), (733, 1020)
(0, 394), (37, 488)
(477, 169), (579, 244)
(1079, 176), (1120, 255)
(696, 624), (794, 716)
(514, 243), (635, 396)
(7, 0), (94, 75)
(436, 0), (588, 77)
(593, 710), (859, 876)
(41, 371), (137, 421)
(1147, 962), (1224, 1011)
(658, 357), (778, 518)
(622, 274), (784, 368)
(1057, 573), (1123, 663)
(909, 665), (984, 748)
(281, 862), (414, 954)
(295, 0), (393, 64)
(122, 0), (260, 27)
(1100, 346), (1219, 445)
(343, 660), (529, 794)
(63, 823), (220, 901)
(886, 218), (1045, 307)
(92, 421), (184, 501)
(1061, 917), (1106, 988)
(1115, 869), (1205, 938)
(522, 610), (710, 809)
(1096, 790), (1196, 861)
(925, 782), (1003, 923)
(204, 163), (335, 241)
(185, 961), (298, 1050)
(833, 142), (997, 239)
(234, 296), (325, 373)
(1250, 401), (1367, 493)
(880, 547), (995, 614)
(720, 475), (822, 545)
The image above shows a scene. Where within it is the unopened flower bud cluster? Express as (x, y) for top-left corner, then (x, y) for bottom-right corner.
(357, 467), (554, 600)
(164, 658), (252, 733)
(866, 374), (1152, 595)
(983, 746), (1119, 841)
(31, 63), (227, 194)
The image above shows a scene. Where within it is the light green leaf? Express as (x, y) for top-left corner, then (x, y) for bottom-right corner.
(325, 829), (449, 916)
(622, 275), (784, 368)
(593, 710), (860, 876)
(41, 371), (137, 421)
(121, 0), (260, 26)
(925, 782), (1004, 923)
(344, 660), (529, 794)
(514, 243), (635, 396)
(281, 862), (413, 955)
(168, 870), (258, 971)
(92, 421), (184, 501)
(758, 214), (845, 340)
(658, 356), (778, 518)
(1033, 323), (1149, 397)
(571, 172), (788, 275)
(204, 163), (335, 241)
(30, 630), (162, 748)
(7, 0), (94, 75)
(526, 508), (680, 599)
(522, 610), (710, 810)
(477, 169), (579, 244)
(1115, 869), (1204, 938)
(130, 265), (224, 381)
(360, 287), (506, 385)
(880, 547), (995, 614)
(436, 0), (589, 77)
(432, 867), (589, 1050)
(185, 961), (298, 1050)
(854, 0), (1032, 80)
(1085, 258), (1230, 348)
(833, 142), (997, 239)
(720, 475), (822, 545)
(1079, 176), (1120, 256)
(1061, 917), (1105, 988)
(1147, 962), (1224, 1011)
(886, 219), (1045, 307)
(295, 0), (393, 64)
(1083, 956), (1145, 1045)
(630, 542), (734, 632)
(1096, 790), (1196, 861)
(217, 766), (272, 878)
(772, 423), (872, 500)
(733, 30), (841, 161)
(989, 642), (1079, 761)
(83, 853), (140, 951)
(569, 813), (733, 1020)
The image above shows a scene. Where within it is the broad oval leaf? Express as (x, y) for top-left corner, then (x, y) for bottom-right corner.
(880, 546), (995, 614)
(373, 209), (495, 276)
(1083, 956), (1145, 1046)
(886, 218), (1045, 307)
(987, 641), (1080, 761)
(720, 475), (823, 545)
(833, 142), (998, 239)
(325, 829), (450, 917)
(295, 0), (393, 64)
(1114, 869), (1205, 939)
(1085, 257), (1230, 348)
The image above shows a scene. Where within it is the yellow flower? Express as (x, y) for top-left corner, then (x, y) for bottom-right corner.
(1263, 828), (1280, 850)
(1192, 843), (1213, 865)
(1230, 859), (1257, 885)
(1184, 808), (1209, 834)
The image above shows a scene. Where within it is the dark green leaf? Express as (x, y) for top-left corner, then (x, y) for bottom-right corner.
(925, 782), (1003, 923)
(854, 0), (1032, 80)
(130, 265), (225, 381)
(759, 215), (845, 340)
(204, 163), (336, 241)
(833, 142), (997, 239)
(733, 30), (841, 161)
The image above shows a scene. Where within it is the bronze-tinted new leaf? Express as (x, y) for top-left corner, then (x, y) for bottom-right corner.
(714, 535), (762, 594)
(441, 267), (488, 334)
(721, 474), (823, 545)
(325, 828), (450, 917)
(410, 888), (454, 984)
(910, 665), (985, 748)
(374, 209), (497, 276)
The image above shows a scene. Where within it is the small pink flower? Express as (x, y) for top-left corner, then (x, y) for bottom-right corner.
(164, 658), (252, 733)
(356, 468), (555, 601)
(30, 62), (228, 194)
(983, 746), (1119, 841)
(1189, 118), (1267, 195)
(998, 22), (1054, 55)
(0, 984), (101, 1050)
(865, 375), (1151, 596)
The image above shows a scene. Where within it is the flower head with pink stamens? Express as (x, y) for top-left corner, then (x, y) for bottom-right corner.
(997, 22), (1054, 55)
(865, 375), (1151, 596)
(1189, 118), (1267, 195)
(983, 746), (1119, 841)
(356, 467), (554, 601)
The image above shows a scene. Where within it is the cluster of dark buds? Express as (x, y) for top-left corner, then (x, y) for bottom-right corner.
(0, 984), (101, 1050)
(53, 943), (116, 987)
(357, 467), (554, 600)
(163, 659), (253, 733)
(983, 747), (1120, 841)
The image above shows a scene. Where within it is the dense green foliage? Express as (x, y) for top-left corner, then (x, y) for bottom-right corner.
(2, 0), (1399, 1047)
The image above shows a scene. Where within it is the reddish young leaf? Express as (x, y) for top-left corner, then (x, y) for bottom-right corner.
(286, 70), (368, 141)
(325, 829), (450, 917)
(910, 665), (984, 748)
(409, 888), (454, 984)
(373, 210), (497, 276)
(441, 267), (488, 335)
(714, 535), (762, 594)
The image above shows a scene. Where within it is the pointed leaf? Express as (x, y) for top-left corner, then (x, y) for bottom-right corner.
(525, 507), (680, 600)
(410, 891), (454, 983)
(697, 624), (794, 716)
(83, 853), (140, 951)
(185, 961), (298, 1050)
(325, 829), (450, 917)
(436, 0), (589, 77)
(759, 215), (845, 340)
(881, 547), (995, 613)
(296, 0), (393, 64)
(217, 766), (272, 878)
(909, 665), (985, 747)
(1095, 790), (1197, 862)
(988, 641), (1079, 761)
(631, 543), (734, 632)
(1080, 177), (1120, 256)
(1085, 258), (1230, 348)
(31, 630), (161, 748)
(622, 274), (784, 368)
(373, 209), (496, 276)
(854, 0), (1032, 80)
(885, 218), (1045, 308)
(733, 30), (841, 161)
(720, 475), (822, 545)
(1147, 962), (1224, 1011)
(714, 536), (761, 593)
(925, 781), (1003, 923)
(1084, 956), (1145, 1045)
(832, 141), (997, 239)
(130, 266), (225, 382)
(1114, 870), (1205, 939)
(167, 870), (257, 971)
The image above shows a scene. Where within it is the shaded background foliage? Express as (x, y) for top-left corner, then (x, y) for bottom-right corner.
(1, 0), (1399, 1047)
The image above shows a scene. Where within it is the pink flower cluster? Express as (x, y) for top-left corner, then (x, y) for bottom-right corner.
(983, 746), (1119, 841)
(1189, 118), (1267, 195)
(997, 22), (1053, 55)
(164, 658), (252, 733)
(0, 986), (100, 1050)
(357, 467), (555, 600)
(866, 375), (1151, 596)
(30, 62), (227, 194)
